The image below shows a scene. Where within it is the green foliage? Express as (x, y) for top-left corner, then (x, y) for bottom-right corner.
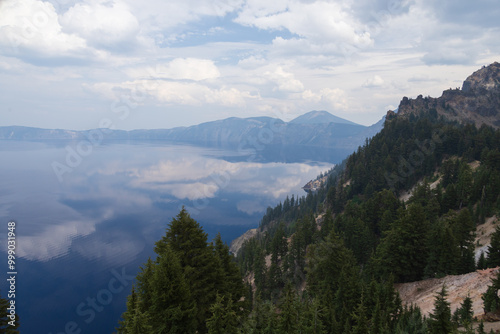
(394, 305), (427, 334)
(482, 269), (500, 313)
(487, 225), (500, 268)
(207, 294), (240, 334)
(454, 295), (474, 329)
(373, 204), (429, 282)
(477, 251), (487, 270)
(428, 285), (455, 334)
(118, 208), (245, 333)
(234, 111), (500, 332)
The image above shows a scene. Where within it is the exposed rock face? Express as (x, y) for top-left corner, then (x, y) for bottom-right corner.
(229, 228), (258, 255)
(397, 62), (500, 129)
(396, 268), (499, 319)
(462, 62), (500, 94)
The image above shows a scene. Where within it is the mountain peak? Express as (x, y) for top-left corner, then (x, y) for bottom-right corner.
(289, 110), (361, 126)
(396, 62), (500, 129)
(462, 61), (500, 93)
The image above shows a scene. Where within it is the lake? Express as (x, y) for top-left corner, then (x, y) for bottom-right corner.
(0, 140), (333, 334)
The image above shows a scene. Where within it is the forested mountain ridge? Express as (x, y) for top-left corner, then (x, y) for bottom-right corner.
(117, 63), (500, 333)
(232, 62), (500, 333)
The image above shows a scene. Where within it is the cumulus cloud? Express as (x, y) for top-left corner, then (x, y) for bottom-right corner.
(0, 0), (91, 63)
(265, 66), (304, 92)
(235, 1), (373, 55)
(302, 87), (348, 110)
(60, 0), (140, 51)
(87, 78), (253, 107)
(1, 0), (499, 128)
(127, 58), (221, 81)
(363, 75), (384, 88)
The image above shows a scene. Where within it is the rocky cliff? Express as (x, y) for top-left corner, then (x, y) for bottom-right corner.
(397, 62), (500, 129)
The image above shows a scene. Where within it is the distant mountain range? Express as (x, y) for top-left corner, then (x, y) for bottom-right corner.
(0, 110), (385, 163)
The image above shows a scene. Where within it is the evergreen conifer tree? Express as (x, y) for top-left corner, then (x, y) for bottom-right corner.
(207, 294), (240, 334)
(456, 295), (474, 330)
(150, 246), (197, 333)
(428, 285), (454, 334)
(487, 225), (500, 268)
(477, 251), (487, 270)
(155, 208), (223, 332)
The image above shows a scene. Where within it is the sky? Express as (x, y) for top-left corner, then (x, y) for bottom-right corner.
(0, 0), (499, 130)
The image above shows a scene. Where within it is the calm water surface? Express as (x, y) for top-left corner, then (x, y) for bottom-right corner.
(0, 140), (332, 334)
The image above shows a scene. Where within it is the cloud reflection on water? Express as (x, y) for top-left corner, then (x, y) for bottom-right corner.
(1, 142), (331, 262)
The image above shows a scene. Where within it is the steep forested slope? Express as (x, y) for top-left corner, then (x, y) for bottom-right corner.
(234, 63), (500, 333)
(118, 63), (500, 333)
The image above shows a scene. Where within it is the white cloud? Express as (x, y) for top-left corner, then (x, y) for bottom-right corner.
(1, 0), (499, 129)
(87, 78), (253, 107)
(363, 75), (384, 88)
(236, 1), (373, 55)
(0, 0), (91, 62)
(265, 66), (304, 92)
(60, 0), (140, 51)
(128, 58), (221, 81)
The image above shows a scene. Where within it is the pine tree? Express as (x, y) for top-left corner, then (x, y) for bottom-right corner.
(277, 284), (298, 334)
(155, 208), (223, 332)
(456, 295), (474, 330)
(482, 269), (500, 313)
(477, 251), (487, 270)
(117, 287), (152, 334)
(453, 209), (476, 274)
(428, 285), (454, 334)
(212, 233), (245, 304)
(395, 304), (427, 334)
(425, 219), (458, 278)
(207, 294), (240, 334)
(457, 162), (473, 209)
(248, 297), (279, 334)
(351, 294), (369, 334)
(149, 245), (196, 333)
(477, 320), (486, 334)
(487, 225), (500, 268)
(375, 204), (429, 282)
(119, 208), (245, 333)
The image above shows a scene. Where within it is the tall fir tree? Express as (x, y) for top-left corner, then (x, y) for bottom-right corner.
(206, 294), (240, 334)
(119, 208), (245, 333)
(487, 225), (500, 268)
(155, 208), (224, 332)
(452, 209), (476, 274)
(150, 246), (197, 333)
(374, 204), (429, 282)
(428, 285), (454, 334)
